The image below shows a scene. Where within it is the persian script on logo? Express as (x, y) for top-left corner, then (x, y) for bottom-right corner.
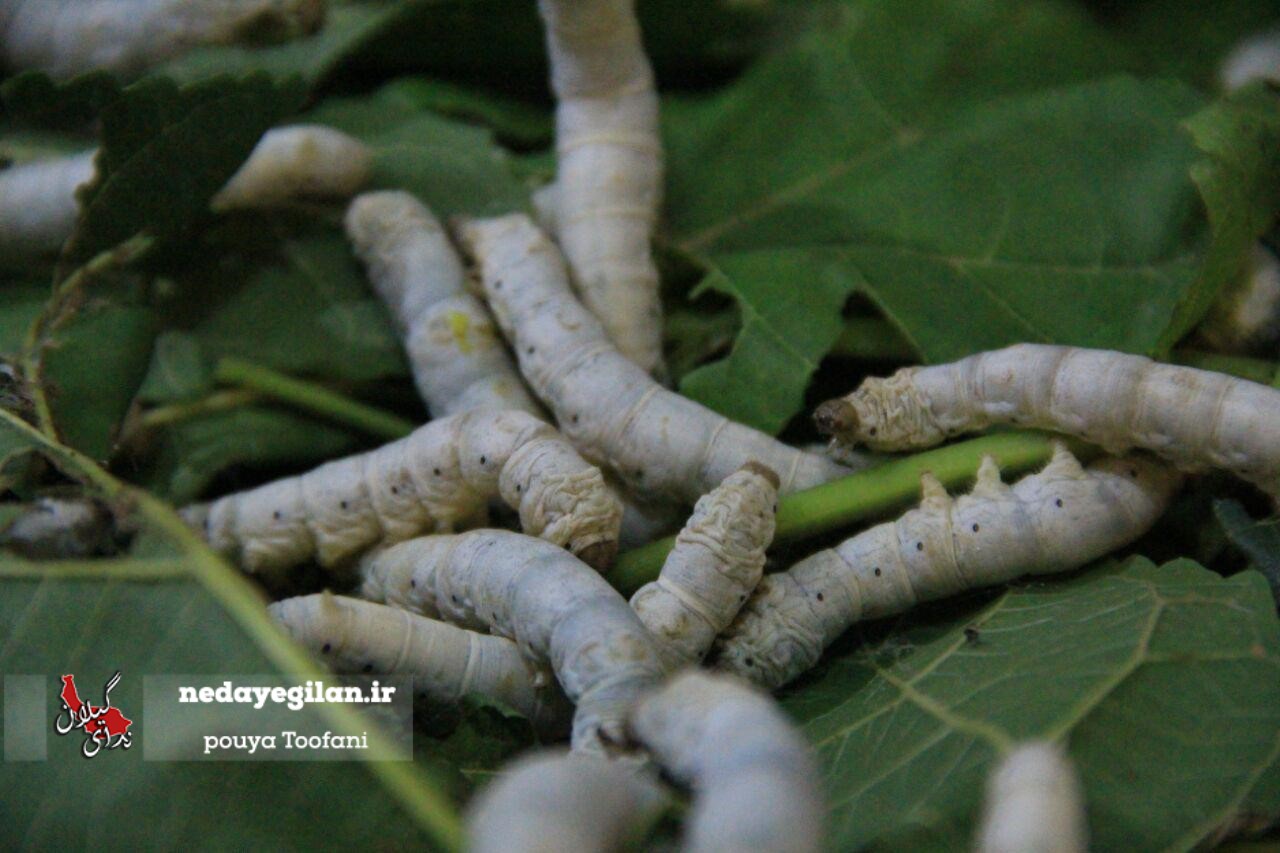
(55, 671), (133, 758)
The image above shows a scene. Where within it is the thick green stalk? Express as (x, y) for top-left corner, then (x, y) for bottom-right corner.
(214, 357), (415, 440)
(612, 431), (1095, 596)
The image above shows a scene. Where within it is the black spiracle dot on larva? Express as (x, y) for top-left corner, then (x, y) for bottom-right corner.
(916, 542), (923, 551)
(874, 567), (882, 577)
(362, 663), (373, 673)
(515, 484), (522, 493)
(272, 510), (281, 521)
(869, 427), (878, 436)
(339, 500), (348, 510)
(816, 592), (824, 602)
(433, 468), (441, 476)
(1055, 498), (1064, 507)
(410, 579), (416, 588)
(321, 643), (331, 653)
(390, 486), (398, 495)
(744, 657), (755, 667)
(526, 346), (535, 355)
(479, 455), (487, 465)
(971, 523), (979, 532)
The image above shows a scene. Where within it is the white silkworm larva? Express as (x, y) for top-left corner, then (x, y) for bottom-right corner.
(0, 126), (369, 259)
(181, 409), (623, 578)
(714, 446), (1182, 689)
(358, 530), (667, 752)
(0, 149), (95, 258)
(630, 462), (779, 666)
(535, 0), (665, 376)
(1199, 243), (1280, 353)
(0, 0), (324, 79)
(467, 750), (668, 853)
(343, 190), (542, 418)
(269, 592), (572, 735)
(628, 669), (826, 853)
(455, 214), (863, 504)
(1220, 29), (1280, 92)
(976, 742), (1088, 853)
(816, 343), (1280, 500)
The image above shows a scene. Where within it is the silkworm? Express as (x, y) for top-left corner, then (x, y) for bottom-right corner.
(628, 669), (826, 853)
(1220, 29), (1280, 91)
(467, 750), (668, 853)
(0, 150), (95, 259)
(455, 214), (863, 505)
(630, 462), (779, 666)
(535, 0), (665, 376)
(209, 125), (371, 212)
(714, 446), (1182, 689)
(181, 409), (623, 578)
(976, 742), (1087, 853)
(359, 530), (667, 752)
(269, 592), (571, 735)
(0, 126), (369, 260)
(344, 190), (541, 418)
(0, 0), (324, 79)
(816, 343), (1280, 500)
(1199, 243), (1280, 353)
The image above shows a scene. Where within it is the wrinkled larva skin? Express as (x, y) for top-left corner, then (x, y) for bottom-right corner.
(360, 531), (668, 752)
(269, 592), (572, 736)
(467, 750), (668, 853)
(714, 447), (1182, 689)
(345, 191), (542, 419)
(1200, 244), (1280, 353)
(456, 214), (865, 505)
(820, 343), (1280, 500)
(630, 463), (779, 666)
(536, 0), (664, 376)
(0, 0), (324, 80)
(0, 150), (95, 259)
(976, 742), (1088, 853)
(0, 125), (367, 260)
(181, 410), (622, 579)
(628, 670), (826, 853)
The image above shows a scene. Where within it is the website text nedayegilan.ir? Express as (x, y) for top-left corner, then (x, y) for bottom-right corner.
(177, 679), (398, 711)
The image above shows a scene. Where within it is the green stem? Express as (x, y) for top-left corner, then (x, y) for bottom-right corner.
(612, 431), (1096, 596)
(138, 389), (261, 430)
(214, 357), (415, 440)
(0, 407), (463, 850)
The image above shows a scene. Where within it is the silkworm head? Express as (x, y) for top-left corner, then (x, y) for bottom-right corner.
(813, 399), (858, 437)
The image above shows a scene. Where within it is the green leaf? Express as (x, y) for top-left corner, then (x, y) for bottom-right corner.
(153, 1), (416, 89)
(784, 556), (1280, 851)
(66, 73), (305, 266)
(304, 85), (530, 216)
(136, 406), (367, 505)
(39, 300), (158, 462)
(152, 213), (407, 391)
(662, 0), (1253, 432)
(1160, 85), (1280, 350)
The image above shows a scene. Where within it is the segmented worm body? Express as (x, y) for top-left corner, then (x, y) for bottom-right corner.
(467, 750), (668, 853)
(183, 409), (622, 578)
(714, 447), (1181, 689)
(359, 530), (667, 751)
(345, 190), (541, 418)
(456, 214), (862, 505)
(630, 463), (779, 666)
(976, 742), (1088, 853)
(0, 0), (324, 79)
(269, 592), (571, 735)
(628, 670), (826, 853)
(535, 0), (665, 376)
(818, 343), (1280, 499)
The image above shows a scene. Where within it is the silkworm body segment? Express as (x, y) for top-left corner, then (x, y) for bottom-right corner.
(714, 446), (1182, 688)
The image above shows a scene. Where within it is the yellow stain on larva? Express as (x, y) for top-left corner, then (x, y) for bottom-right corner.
(447, 311), (473, 353)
